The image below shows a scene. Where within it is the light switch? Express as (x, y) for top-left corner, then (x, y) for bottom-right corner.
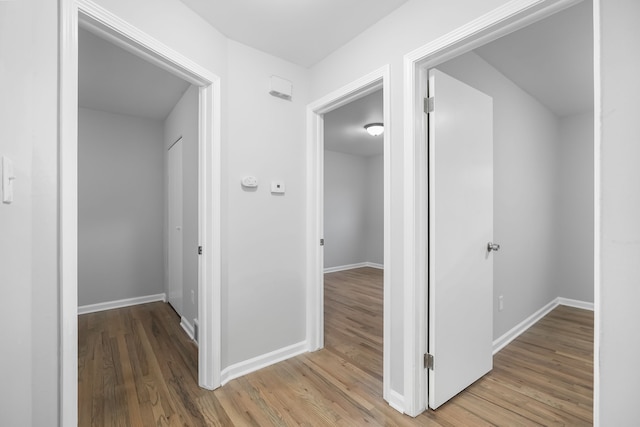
(2, 156), (15, 204)
(271, 181), (285, 194)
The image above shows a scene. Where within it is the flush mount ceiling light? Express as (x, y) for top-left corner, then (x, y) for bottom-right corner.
(364, 122), (384, 136)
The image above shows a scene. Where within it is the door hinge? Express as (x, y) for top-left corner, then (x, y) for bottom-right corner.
(424, 353), (434, 370)
(424, 97), (434, 114)
(320, 239), (325, 246)
(198, 246), (203, 255)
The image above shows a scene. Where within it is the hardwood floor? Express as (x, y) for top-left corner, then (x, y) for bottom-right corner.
(79, 268), (593, 426)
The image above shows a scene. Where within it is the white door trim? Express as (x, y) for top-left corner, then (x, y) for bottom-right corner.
(401, 0), (590, 417)
(306, 65), (392, 402)
(59, 1), (223, 425)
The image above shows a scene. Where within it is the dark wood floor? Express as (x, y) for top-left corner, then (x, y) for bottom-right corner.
(79, 267), (593, 425)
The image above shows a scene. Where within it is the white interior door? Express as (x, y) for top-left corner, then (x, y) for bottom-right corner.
(168, 138), (184, 316)
(427, 68), (494, 409)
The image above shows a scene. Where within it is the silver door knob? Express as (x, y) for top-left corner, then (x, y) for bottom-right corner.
(487, 242), (500, 252)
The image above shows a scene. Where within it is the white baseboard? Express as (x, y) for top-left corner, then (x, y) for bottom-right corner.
(324, 262), (384, 273)
(220, 341), (308, 386)
(492, 297), (594, 354)
(180, 317), (196, 343)
(78, 293), (166, 315)
(388, 389), (405, 414)
(557, 297), (594, 311)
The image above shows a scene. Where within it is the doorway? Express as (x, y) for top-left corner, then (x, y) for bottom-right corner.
(306, 66), (393, 404)
(59, 3), (222, 425)
(322, 89), (385, 383)
(403, 0), (595, 416)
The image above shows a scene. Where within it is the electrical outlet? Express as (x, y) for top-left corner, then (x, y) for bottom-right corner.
(498, 295), (504, 311)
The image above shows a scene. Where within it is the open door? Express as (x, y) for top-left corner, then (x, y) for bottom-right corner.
(427, 69), (495, 409)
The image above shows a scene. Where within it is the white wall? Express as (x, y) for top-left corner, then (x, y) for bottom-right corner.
(164, 85), (199, 327)
(0, 5), (34, 425)
(439, 52), (561, 339)
(224, 40), (310, 368)
(599, 0), (640, 424)
(323, 151), (383, 269)
(323, 150), (383, 268)
(78, 108), (165, 306)
(556, 112), (594, 303)
(366, 154), (384, 265)
(0, 0), (58, 424)
(324, 150), (367, 268)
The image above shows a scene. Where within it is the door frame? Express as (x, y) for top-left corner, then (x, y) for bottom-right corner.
(167, 137), (184, 316)
(402, 0), (597, 417)
(306, 65), (392, 403)
(59, 0), (223, 425)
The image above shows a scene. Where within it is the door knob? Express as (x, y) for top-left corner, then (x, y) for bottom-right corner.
(487, 242), (500, 252)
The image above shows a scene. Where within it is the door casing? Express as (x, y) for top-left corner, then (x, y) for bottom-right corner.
(402, 0), (593, 417)
(168, 137), (184, 316)
(59, 1), (223, 425)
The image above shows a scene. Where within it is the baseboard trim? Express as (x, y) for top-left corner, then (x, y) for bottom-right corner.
(181, 317), (196, 343)
(324, 262), (384, 273)
(492, 297), (594, 354)
(557, 297), (594, 311)
(78, 293), (166, 315)
(388, 389), (405, 414)
(220, 341), (308, 386)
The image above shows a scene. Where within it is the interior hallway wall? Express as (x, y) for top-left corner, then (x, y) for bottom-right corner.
(556, 111), (594, 303)
(0, 0), (59, 422)
(599, 0), (640, 422)
(78, 107), (165, 306)
(224, 40), (310, 369)
(438, 51), (560, 340)
(164, 85), (199, 328)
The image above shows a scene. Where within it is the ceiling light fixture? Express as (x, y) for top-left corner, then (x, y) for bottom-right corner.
(364, 123), (384, 137)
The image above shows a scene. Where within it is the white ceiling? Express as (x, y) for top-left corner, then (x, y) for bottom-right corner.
(179, 0), (410, 68)
(475, 0), (593, 117)
(324, 90), (383, 157)
(78, 28), (190, 121)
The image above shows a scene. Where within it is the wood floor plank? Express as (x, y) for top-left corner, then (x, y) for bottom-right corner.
(117, 334), (145, 427)
(79, 268), (593, 425)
